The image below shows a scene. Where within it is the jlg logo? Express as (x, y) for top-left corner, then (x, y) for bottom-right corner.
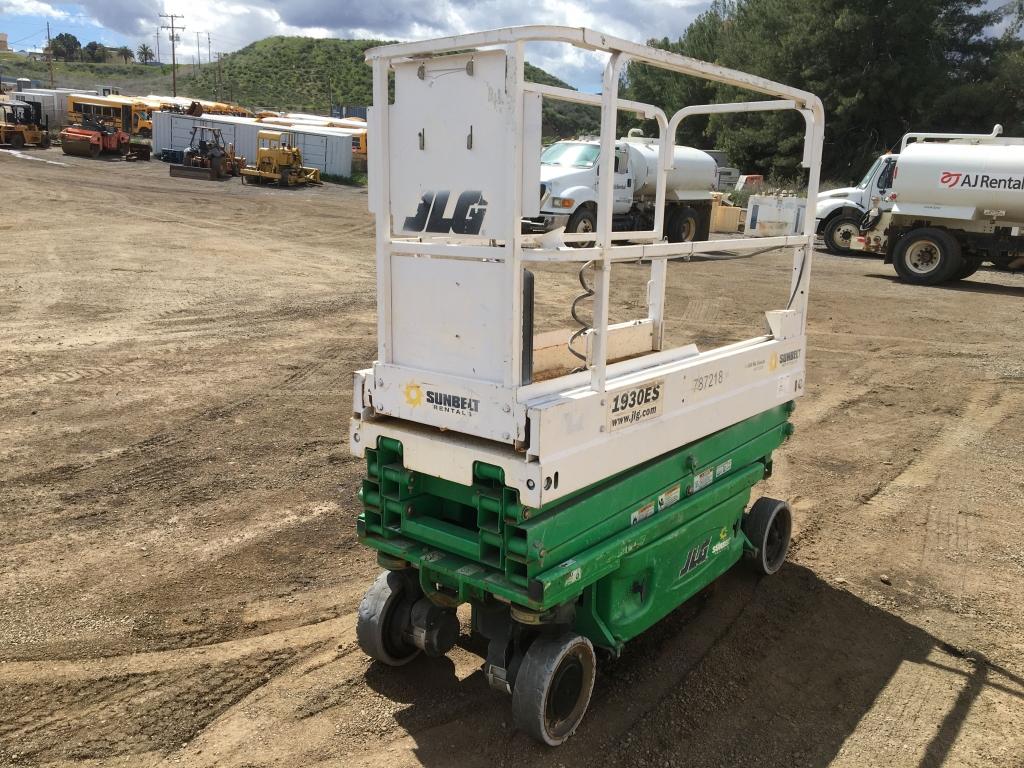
(403, 190), (488, 235)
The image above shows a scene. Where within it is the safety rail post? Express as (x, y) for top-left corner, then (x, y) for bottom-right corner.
(590, 51), (627, 394)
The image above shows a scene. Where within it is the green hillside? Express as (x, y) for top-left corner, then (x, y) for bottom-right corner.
(181, 37), (378, 112)
(180, 37), (598, 137)
(2, 38), (599, 139)
(0, 52), (175, 93)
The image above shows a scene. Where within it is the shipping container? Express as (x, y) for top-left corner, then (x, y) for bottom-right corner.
(152, 111), (354, 178)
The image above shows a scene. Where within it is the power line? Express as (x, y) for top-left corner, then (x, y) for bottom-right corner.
(159, 13), (185, 97)
(9, 27), (48, 46)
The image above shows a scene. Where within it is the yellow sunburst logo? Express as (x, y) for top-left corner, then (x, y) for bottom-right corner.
(404, 383), (423, 407)
(769, 352), (779, 372)
(719, 527), (729, 541)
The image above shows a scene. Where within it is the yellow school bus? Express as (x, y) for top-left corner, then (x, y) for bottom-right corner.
(66, 94), (153, 137)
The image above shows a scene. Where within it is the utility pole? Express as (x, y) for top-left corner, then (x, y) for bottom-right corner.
(216, 52), (223, 101)
(159, 13), (184, 97)
(207, 33), (211, 73)
(45, 22), (55, 89)
(196, 32), (201, 70)
(155, 30), (161, 64)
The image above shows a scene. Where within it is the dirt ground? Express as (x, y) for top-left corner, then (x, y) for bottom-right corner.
(2, 147), (1024, 768)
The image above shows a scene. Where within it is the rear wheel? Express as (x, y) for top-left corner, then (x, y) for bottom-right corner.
(743, 497), (792, 576)
(88, 142), (100, 159)
(512, 633), (596, 746)
(893, 228), (963, 285)
(39, 133), (51, 149)
(10, 133), (25, 150)
(356, 570), (422, 666)
(954, 258), (980, 281)
(666, 205), (699, 243)
(823, 214), (861, 255)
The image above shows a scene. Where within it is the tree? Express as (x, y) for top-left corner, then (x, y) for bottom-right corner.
(136, 43), (155, 64)
(620, 0), (1015, 182)
(116, 46), (134, 64)
(82, 41), (108, 63)
(50, 32), (81, 62)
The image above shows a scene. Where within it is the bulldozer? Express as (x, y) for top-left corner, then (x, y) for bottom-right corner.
(169, 126), (246, 180)
(241, 130), (321, 187)
(0, 100), (50, 149)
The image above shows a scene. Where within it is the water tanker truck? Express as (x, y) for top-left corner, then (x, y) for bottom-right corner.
(523, 131), (718, 243)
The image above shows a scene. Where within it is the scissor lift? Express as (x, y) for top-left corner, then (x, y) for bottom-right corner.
(350, 26), (824, 745)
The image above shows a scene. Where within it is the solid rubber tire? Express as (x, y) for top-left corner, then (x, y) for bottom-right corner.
(10, 133), (25, 149)
(893, 228), (963, 285)
(512, 633), (596, 746)
(356, 570), (421, 666)
(743, 497), (792, 576)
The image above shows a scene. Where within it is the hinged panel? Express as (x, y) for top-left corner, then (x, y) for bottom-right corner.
(389, 50), (515, 241)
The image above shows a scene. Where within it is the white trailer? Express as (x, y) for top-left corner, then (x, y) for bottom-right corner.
(151, 111), (354, 178)
(9, 90), (59, 129)
(849, 126), (1024, 283)
(348, 25), (823, 745)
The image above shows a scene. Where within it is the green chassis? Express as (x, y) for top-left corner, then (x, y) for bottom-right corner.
(358, 402), (794, 654)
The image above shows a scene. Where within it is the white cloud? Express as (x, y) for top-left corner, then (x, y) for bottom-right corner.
(60, 0), (710, 87)
(0, 0), (69, 18)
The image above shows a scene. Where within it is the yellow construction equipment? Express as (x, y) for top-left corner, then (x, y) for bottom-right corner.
(240, 130), (322, 187)
(0, 100), (50, 149)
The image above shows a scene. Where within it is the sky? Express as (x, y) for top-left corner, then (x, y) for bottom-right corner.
(0, 0), (713, 90)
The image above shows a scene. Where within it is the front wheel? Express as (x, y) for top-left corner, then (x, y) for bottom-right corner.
(512, 633), (596, 746)
(743, 497), (792, 576)
(823, 214), (861, 255)
(893, 228), (963, 285)
(10, 133), (25, 150)
(566, 205), (596, 248)
(356, 570), (422, 666)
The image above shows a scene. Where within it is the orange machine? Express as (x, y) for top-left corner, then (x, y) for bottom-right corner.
(60, 117), (131, 159)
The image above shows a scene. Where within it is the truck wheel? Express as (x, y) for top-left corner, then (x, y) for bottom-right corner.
(512, 633), (596, 746)
(743, 497), (792, 576)
(823, 214), (861, 255)
(566, 205), (596, 248)
(666, 206), (699, 243)
(954, 259), (980, 281)
(356, 570), (422, 666)
(893, 228), (963, 285)
(10, 133), (25, 150)
(39, 133), (51, 149)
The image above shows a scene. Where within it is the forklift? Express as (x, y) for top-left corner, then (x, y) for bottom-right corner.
(348, 27), (825, 746)
(168, 126), (245, 180)
(0, 100), (50, 149)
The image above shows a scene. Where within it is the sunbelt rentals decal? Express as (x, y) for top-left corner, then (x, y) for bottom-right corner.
(404, 382), (480, 417)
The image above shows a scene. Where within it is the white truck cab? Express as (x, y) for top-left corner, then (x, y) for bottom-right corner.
(815, 153), (897, 253)
(523, 135), (718, 243)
